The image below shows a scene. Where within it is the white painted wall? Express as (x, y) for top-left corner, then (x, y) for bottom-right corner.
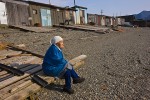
(0, 2), (8, 25)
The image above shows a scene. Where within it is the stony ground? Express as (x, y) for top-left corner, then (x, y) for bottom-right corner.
(0, 27), (150, 100)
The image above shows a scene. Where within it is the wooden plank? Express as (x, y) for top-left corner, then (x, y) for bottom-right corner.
(7, 45), (44, 58)
(6, 54), (32, 58)
(0, 64), (39, 82)
(0, 71), (8, 76)
(4, 55), (87, 100)
(5, 61), (85, 100)
(0, 56), (42, 81)
(0, 63), (25, 76)
(53, 25), (109, 33)
(1, 57), (84, 98)
(10, 80), (32, 93)
(10, 25), (56, 33)
(0, 60), (42, 98)
(0, 65), (42, 89)
(0, 77), (31, 99)
(69, 55), (87, 65)
(0, 75), (14, 82)
(0, 57), (40, 77)
(0, 64), (34, 77)
(0, 50), (22, 60)
(0, 56), (7, 60)
(0, 72), (43, 99)
(0, 56), (38, 66)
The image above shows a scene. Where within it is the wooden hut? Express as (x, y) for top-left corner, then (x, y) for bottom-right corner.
(0, 0), (30, 26)
(72, 5), (87, 24)
(87, 13), (97, 25)
(27, 1), (76, 27)
(87, 13), (107, 26)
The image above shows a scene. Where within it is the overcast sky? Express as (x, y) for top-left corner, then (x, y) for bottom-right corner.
(33, 0), (150, 16)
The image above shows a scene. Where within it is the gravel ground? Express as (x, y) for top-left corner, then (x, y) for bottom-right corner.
(0, 27), (150, 100)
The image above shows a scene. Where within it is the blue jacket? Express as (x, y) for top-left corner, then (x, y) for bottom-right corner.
(42, 44), (67, 77)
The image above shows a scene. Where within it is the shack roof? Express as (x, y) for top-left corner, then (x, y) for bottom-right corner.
(0, 0), (28, 5)
(72, 5), (87, 9)
(25, 1), (76, 11)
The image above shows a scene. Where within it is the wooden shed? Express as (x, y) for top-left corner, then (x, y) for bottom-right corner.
(0, 0), (30, 26)
(26, 1), (76, 27)
(105, 16), (115, 26)
(72, 5), (87, 25)
(87, 13), (97, 24)
(87, 13), (106, 26)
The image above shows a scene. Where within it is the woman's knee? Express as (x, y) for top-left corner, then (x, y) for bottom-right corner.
(64, 69), (71, 77)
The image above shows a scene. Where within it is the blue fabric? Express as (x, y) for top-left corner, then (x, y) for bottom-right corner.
(64, 69), (79, 89)
(42, 44), (67, 77)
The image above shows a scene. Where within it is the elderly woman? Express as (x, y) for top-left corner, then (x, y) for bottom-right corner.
(42, 36), (85, 94)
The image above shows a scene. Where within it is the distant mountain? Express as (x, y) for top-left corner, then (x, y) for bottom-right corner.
(134, 11), (150, 20)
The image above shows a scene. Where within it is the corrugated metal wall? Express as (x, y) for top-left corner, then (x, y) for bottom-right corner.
(6, 2), (30, 26)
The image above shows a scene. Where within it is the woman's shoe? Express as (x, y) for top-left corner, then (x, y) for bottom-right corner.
(73, 77), (85, 84)
(63, 87), (74, 94)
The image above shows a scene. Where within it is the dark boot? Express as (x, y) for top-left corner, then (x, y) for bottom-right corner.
(73, 77), (85, 84)
(63, 87), (74, 94)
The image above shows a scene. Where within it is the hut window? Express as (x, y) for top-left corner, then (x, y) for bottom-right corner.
(33, 9), (37, 14)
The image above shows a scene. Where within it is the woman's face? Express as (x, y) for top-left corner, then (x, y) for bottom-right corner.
(56, 40), (64, 49)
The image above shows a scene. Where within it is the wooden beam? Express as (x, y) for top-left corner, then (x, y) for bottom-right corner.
(0, 63), (25, 76)
(4, 60), (85, 96)
(0, 65), (42, 89)
(0, 77), (31, 99)
(0, 71), (8, 77)
(0, 57), (41, 81)
(7, 45), (44, 58)
(0, 59), (42, 98)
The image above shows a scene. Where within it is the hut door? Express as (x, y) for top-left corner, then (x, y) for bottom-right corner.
(40, 9), (52, 26)
(0, 2), (7, 24)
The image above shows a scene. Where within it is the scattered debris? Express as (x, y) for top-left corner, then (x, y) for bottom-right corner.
(16, 44), (26, 48)
(0, 42), (8, 50)
(112, 28), (125, 32)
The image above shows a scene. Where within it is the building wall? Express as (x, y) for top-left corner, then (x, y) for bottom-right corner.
(84, 9), (87, 24)
(87, 14), (96, 24)
(76, 9), (80, 24)
(101, 16), (105, 26)
(29, 4), (66, 26)
(87, 14), (107, 26)
(75, 8), (87, 24)
(64, 10), (75, 24)
(5, 1), (30, 26)
(51, 9), (65, 25)
(29, 4), (41, 26)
